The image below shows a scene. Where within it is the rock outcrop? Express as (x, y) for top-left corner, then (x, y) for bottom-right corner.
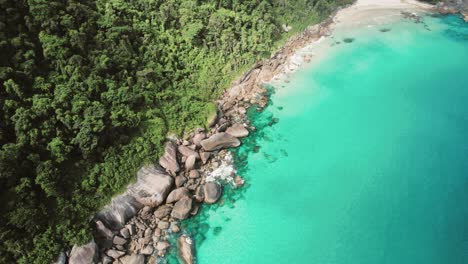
(96, 165), (173, 229)
(200, 132), (241, 151)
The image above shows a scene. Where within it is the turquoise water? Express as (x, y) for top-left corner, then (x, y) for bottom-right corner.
(178, 15), (468, 264)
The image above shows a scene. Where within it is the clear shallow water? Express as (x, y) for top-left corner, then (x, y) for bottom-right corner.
(176, 15), (468, 264)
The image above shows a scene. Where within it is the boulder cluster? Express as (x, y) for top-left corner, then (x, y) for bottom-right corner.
(65, 108), (250, 264)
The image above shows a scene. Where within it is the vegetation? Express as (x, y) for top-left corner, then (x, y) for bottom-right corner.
(0, 0), (353, 262)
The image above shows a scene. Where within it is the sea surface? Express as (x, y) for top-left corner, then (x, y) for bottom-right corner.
(171, 15), (468, 264)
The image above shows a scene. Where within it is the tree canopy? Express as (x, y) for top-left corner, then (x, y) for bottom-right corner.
(0, 0), (353, 262)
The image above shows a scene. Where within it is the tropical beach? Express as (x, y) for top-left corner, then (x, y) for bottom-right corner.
(1, 0), (468, 263)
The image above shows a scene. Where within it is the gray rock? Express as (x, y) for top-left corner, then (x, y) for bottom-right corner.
(140, 244), (154, 255)
(156, 241), (170, 251)
(159, 142), (180, 175)
(69, 241), (98, 264)
(171, 223), (180, 233)
(192, 132), (206, 147)
(178, 145), (199, 158)
(194, 186), (205, 203)
(96, 165), (173, 229)
(171, 198), (193, 220)
(113, 236), (127, 245)
(188, 170), (200, 179)
(157, 220), (170, 230)
(203, 182), (223, 204)
(166, 187), (191, 204)
(154, 205), (172, 218)
(107, 249), (125, 259)
(178, 235), (195, 264)
(119, 254), (145, 264)
(175, 175), (188, 187)
(199, 152), (211, 164)
(226, 123), (249, 138)
(102, 255), (113, 264)
(95, 195), (142, 230)
(200, 133), (241, 151)
(132, 165), (174, 207)
(120, 227), (130, 239)
(185, 155), (197, 171)
(144, 228), (153, 238)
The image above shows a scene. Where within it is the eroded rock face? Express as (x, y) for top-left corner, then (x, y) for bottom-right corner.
(178, 235), (195, 264)
(96, 165), (173, 229)
(226, 123), (249, 138)
(203, 182), (222, 204)
(200, 133), (241, 151)
(159, 142), (180, 175)
(69, 241), (98, 264)
(171, 198), (193, 220)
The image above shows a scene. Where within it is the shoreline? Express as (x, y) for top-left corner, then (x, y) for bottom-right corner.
(65, 1), (446, 264)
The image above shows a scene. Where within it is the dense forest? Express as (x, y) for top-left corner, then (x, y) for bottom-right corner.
(0, 0), (378, 262)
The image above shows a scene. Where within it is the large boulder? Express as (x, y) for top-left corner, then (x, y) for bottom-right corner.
(226, 123), (249, 138)
(119, 254), (145, 264)
(178, 145), (199, 158)
(131, 165), (174, 207)
(185, 155), (197, 171)
(166, 187), (191, 204)
(159, 142), (180, 175)
(203, 182), (222, 204)
(95, 195), (142, 230)
(171, 198), (193, 220)
(69, 241), (98, 264)
(178, 235), (195, 264)
(200, 133), (241, 151)
(96, 165), (173, 229)
(192, 132), (206, 147)
(154, 205), (173, 218)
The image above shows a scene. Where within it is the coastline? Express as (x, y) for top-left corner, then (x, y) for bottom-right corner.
(65, 1), (442, 264)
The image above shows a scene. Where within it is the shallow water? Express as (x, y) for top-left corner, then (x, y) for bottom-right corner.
(176, 15), (468, 264)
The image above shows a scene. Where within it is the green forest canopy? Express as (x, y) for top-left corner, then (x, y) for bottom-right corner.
(0, 0), (379, 262)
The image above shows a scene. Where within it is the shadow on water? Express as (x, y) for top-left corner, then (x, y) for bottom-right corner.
(163, 85), (282, 263)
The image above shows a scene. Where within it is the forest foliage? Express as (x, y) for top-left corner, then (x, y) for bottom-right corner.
(1, 0), (353, 262)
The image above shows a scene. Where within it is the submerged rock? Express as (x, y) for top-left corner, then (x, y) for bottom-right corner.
(69, 241), (98, 264)
(178, 235), (195, 264)
(200, 132), (241, 151)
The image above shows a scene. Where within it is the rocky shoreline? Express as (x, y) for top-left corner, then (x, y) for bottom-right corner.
(433, 0), (468, 21)
(59, 10), (339, 264)
(59, 2), (467, 264)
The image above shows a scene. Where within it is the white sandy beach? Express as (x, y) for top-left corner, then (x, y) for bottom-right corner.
(271, 0), (433, 83)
